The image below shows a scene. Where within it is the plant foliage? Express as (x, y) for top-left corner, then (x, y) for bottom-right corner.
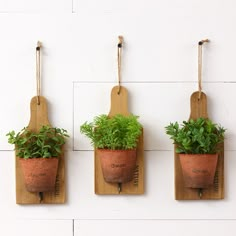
(7, 125), (69, 159)
(80, 114), (142, 150)
(165, 117), (225, 154)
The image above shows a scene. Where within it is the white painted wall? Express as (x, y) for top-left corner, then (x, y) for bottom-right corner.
(0, 0), (236, 235)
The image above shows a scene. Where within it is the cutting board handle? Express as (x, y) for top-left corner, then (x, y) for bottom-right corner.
(27, 96), (51, 132)
(189, 91), (208, 120)
(109, 85), (130, 117)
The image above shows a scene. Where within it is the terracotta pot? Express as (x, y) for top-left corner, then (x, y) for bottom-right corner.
(179, 154), (218, 188)
(19, 157), (59, 192)
(97, 149), (137, 183)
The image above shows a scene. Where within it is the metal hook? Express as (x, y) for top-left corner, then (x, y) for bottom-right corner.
(39, 192), (43, 203)
(118, 183), (122, 194)
(198, 188), (203, 199)
(198, 39), (209, 45)
(36, 41), (42, 51)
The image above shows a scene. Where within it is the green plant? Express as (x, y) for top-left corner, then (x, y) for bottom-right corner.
(165, 117), (225, 154)
(7, 125), (69, 159)
(80, 114), (142, 150)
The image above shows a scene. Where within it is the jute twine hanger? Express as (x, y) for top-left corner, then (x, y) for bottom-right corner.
(117, 36), (123, 94)
(198, 39), (209, 100)
(36, 41), (42, 105)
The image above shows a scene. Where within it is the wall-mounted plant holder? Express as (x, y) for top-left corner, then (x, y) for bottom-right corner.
(171, 39), (225, 200)
(15, 42), (65, 204)
(175, 91), (224, 200)
(95, 86), (144, 194)
(15, 96), (66, 204)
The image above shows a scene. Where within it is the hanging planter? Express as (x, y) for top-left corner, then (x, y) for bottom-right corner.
(165, 118), (225, 189)
(179, 153), (218, 188)
(80, 114), (142, 184)
(7, 125), (69, 193)
(97, 149), (137, 183)
(19, 157), (59, 192)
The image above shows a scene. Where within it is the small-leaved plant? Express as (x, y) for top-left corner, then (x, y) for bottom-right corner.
(165, 117), (225, 154)
(7, 125), (69, 159)
(80, 114), (142, 150)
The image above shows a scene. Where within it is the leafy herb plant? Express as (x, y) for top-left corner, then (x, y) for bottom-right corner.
(80, 114), (142, 150)
(7, 125), (69, 159)
(165, 117), (225, 154)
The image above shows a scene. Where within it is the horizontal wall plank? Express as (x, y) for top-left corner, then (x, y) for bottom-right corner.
(75, 0), (236, 15)
(0, 0), (72, 12)
(0, 220), (72, 236)
(74, 219), (236, 236)
(74, 82), (234, 151)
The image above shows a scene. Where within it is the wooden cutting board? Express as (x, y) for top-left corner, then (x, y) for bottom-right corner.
(95, 86), (144, 194)
(16, 96), (65, 204)
(175, 91), (224, 200)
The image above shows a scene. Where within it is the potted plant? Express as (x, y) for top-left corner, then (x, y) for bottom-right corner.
(7, 125), (69, 192)
(80, 114), (142, 183)
(165, 117), (225, 188)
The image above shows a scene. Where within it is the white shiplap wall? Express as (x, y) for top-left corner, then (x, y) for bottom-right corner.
(1, 0), (236, 235)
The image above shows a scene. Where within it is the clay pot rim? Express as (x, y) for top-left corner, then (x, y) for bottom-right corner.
(97, 148), (136, 152)
(19, 157), (59, 159)
(179, 153), (218, 157)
